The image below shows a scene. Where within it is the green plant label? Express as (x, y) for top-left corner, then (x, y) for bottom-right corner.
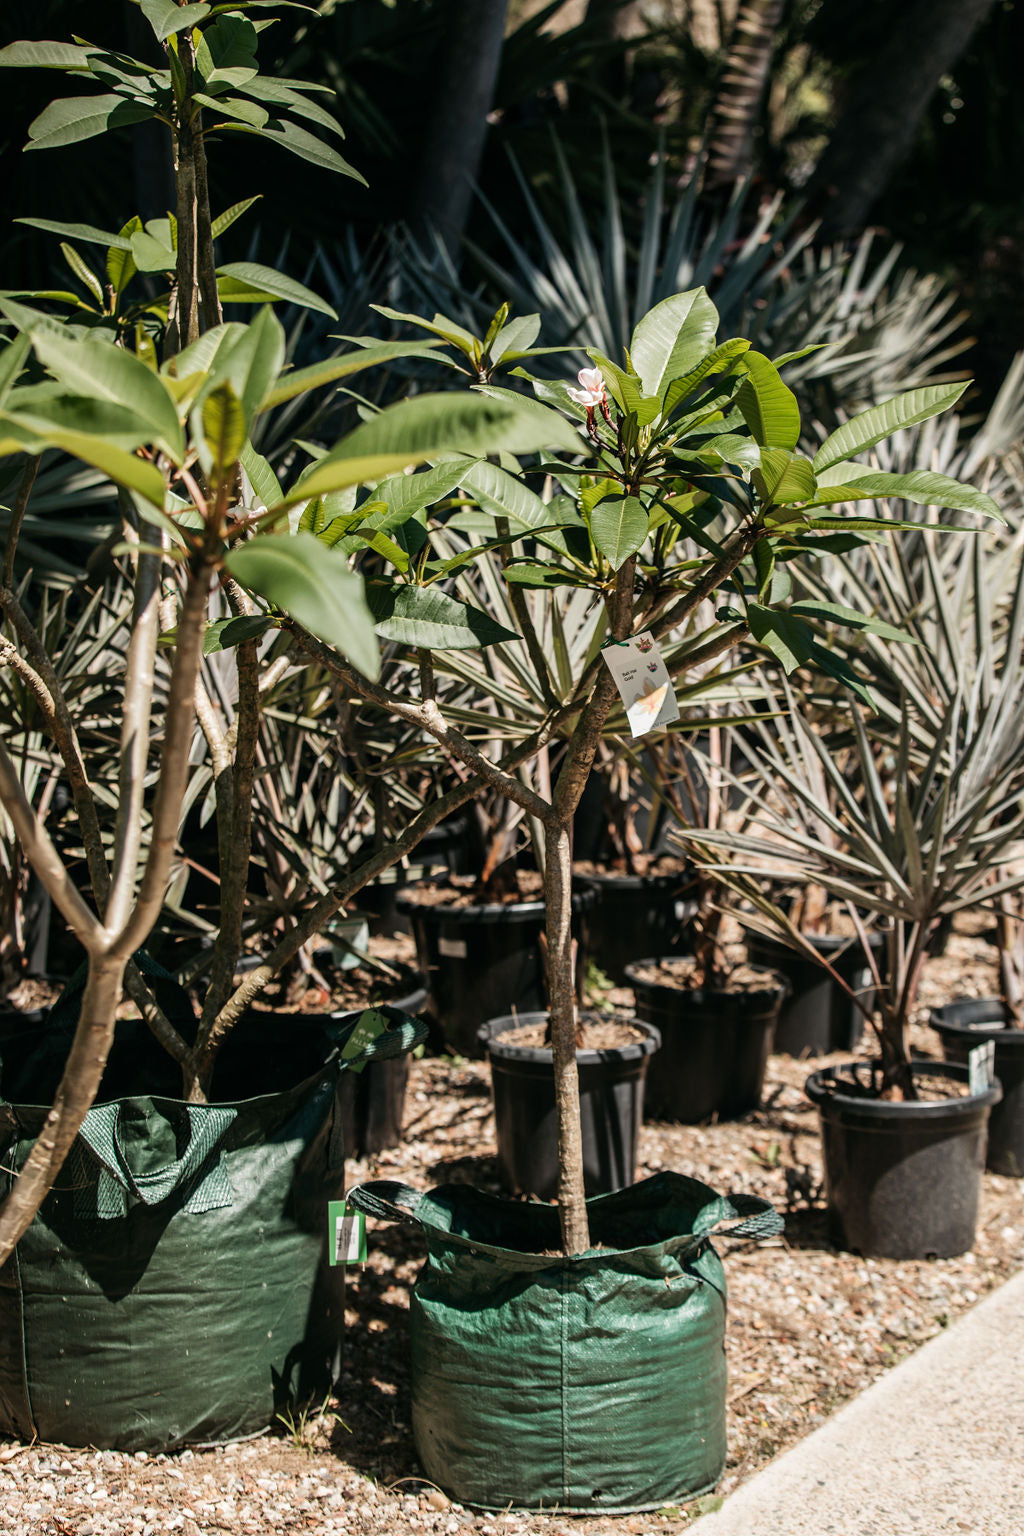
(339, 1007), (389, 1075)
(601, 630), (679, 737)
(328, 1200), (367, 1266)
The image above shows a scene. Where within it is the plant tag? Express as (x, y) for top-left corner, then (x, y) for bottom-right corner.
(328, 1200), (367, 1266)
(339, 1007), (389, 1075)
(438, 936), (468, 959)
(968, 1040), (995, 1094)
(601, 631), (679, 737)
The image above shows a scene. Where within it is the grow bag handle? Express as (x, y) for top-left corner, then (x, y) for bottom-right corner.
(326, 1006), (429, 1072)
(75, 1099), (237, 1219)
(346, 1179), (422, 1224)
(698, 1193), (784, 1243)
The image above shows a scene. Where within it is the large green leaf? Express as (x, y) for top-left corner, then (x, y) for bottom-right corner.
(458, 459), (550, 532)
(787, 600), (914, 645)
(295, 391), (581, 502)
(202, 306), (285, 426)
(140, 0), (212, 40)
(367, 585), (519, 651)
(586, 350), (660, 423)
(736, 352), (800, 450)
(747, 604), (815, 674)
(225, 118), (366, 183)
(753, 449), (817, 507)
(809, 467), (1002, 521)
(663, 338), (750, 417)
(0, 412), (166, 505)
(225, 532), (380, 679)
(201, 383), (246, 480)
(26, 94), (154, 151)
(0, 41), (96, 70)
(15, 216), (133, 251)
(215, 261), (337, 318)
(589, 494), (649, 570)
(240, 442), (282, 508)
(377, 461), (474, 519)
(630, 289), (720, 402)
(261, 340), (441, 409)
(812, 384), (969, 473)
(238, 75), (345, 139)
(31, 329), (184, 461)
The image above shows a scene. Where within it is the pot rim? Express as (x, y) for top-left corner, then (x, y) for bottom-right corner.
(396, 882), (596, 924)
(478, 1009), (660, 1063)
(623, 956), (789, 1003)
(930, 997), (1024, 1041)
(805, 1058), (1002, 1119)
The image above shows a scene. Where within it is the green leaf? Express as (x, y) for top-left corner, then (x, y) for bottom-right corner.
(736, 351), (800, 450)
(201, 382), (246, 479)
(788, 600), (915, 645)
(812, 384), (969, 473)
(261, 340), (442, 409)
(586, 350), (659, 423)
(663, 338), (750, 417)
(0, 414), (165, 505)
(215, 261), (337, 318)
(26, 94), (154, 152)
(0, 334), (31, 407)
(589, 494), (649, 570)
(458, 459), (551, 532)
(503, 563), (589, 589)
(202, 613), (273, 654)
(630, 288), (720, 402)
(60, 242), (104, 305)
(753, 449), (817, 506)
(293, 392), (581, 504)
(211, 196), (261, 240)
(140, 0), (212, 40)
(195, 11), (258, 79)
(490, 314), (541, 363)
(0, 41), (96, 71)
(367, 585), (518, 651)
(377, 461), (474, 519)
(107, 216), (142, 297)
(31, 329), (184, 461)
(370, 305), (477, 352)
(193, 92), (268, 128)
(225, 117), (366, 183)
(204, 305), (286, 426)
(225, 532), (380, 678)
(747, 604), (816, 674)
(809, 468), (1002, 521)
(130, 229), (176, 273)
(240, 442), (281, 508)
(15, 216), (133, 251)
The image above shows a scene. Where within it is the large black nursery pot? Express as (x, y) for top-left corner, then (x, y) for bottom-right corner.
(805, 1059), (1002, 1259)
(398, 881), (594, 1057)
(625, 959), (786, 1122)
(334, 966), (427, 1157)
(0, 994), (427, 1451)
(748, 930), (884, 1057)
(478, 1010), (659, 1200)
(930, 999), (1024, 1177)
(346, 1173), (783, 1513)
(574, 866), (695, 984)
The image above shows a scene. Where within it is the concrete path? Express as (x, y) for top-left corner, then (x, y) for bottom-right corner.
(695, 1267), (1024, 1535)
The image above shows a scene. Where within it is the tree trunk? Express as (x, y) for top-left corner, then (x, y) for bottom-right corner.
(811, 0), (995, 239)
(412, 0), (509, 259)
(703, 0), (786, 190)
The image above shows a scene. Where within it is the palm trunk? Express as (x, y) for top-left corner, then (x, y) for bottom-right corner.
(703, 0), (786, 190)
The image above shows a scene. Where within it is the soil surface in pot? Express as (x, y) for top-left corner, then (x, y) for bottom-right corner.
(3, 911), (1023, 1536)
(574, 853), (690, 879)
(245, 933), (420, 1015)
(630, 957), (784, 993)
(498, 1017), (647, 1051)
(399, 871), (544, 909)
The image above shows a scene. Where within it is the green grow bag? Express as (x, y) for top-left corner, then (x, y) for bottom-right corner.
(347, 1172), (782, 1512)
(0, 1004), (426, 1452)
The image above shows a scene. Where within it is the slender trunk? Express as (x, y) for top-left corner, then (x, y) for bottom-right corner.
(811, 0), (995, 239)
(543, 821), (589, 1254)
(0, 955), (127, 1266)
(412, 0), (509, 259)
(703, 0), (786, 190)
(166, 34), (201, 355)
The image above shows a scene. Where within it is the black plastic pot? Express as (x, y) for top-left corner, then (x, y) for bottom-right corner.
(930, 999), (1024, 1177)
(805, 1060), (1002, 1258)
(478, 1010), (660, 1201)
(747, 930), (884, 1057)
(575, 868), (695, 984)
(625, 959), (786, 1123)
(398, 884), (594, 1057)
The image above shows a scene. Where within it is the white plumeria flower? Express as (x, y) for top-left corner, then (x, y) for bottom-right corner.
(566, 366), (607, 408)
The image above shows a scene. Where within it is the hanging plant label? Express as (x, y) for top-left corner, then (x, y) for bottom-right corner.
(328, 1200), (367, 1266)
(340, 1007), (389, 1075)
(968, 1040), (995, 1094)
(438, 936), (468, 958)
(601, 631), (679, 737)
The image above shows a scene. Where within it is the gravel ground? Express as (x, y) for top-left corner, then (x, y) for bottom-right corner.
(2, 921), (1023, 1535)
